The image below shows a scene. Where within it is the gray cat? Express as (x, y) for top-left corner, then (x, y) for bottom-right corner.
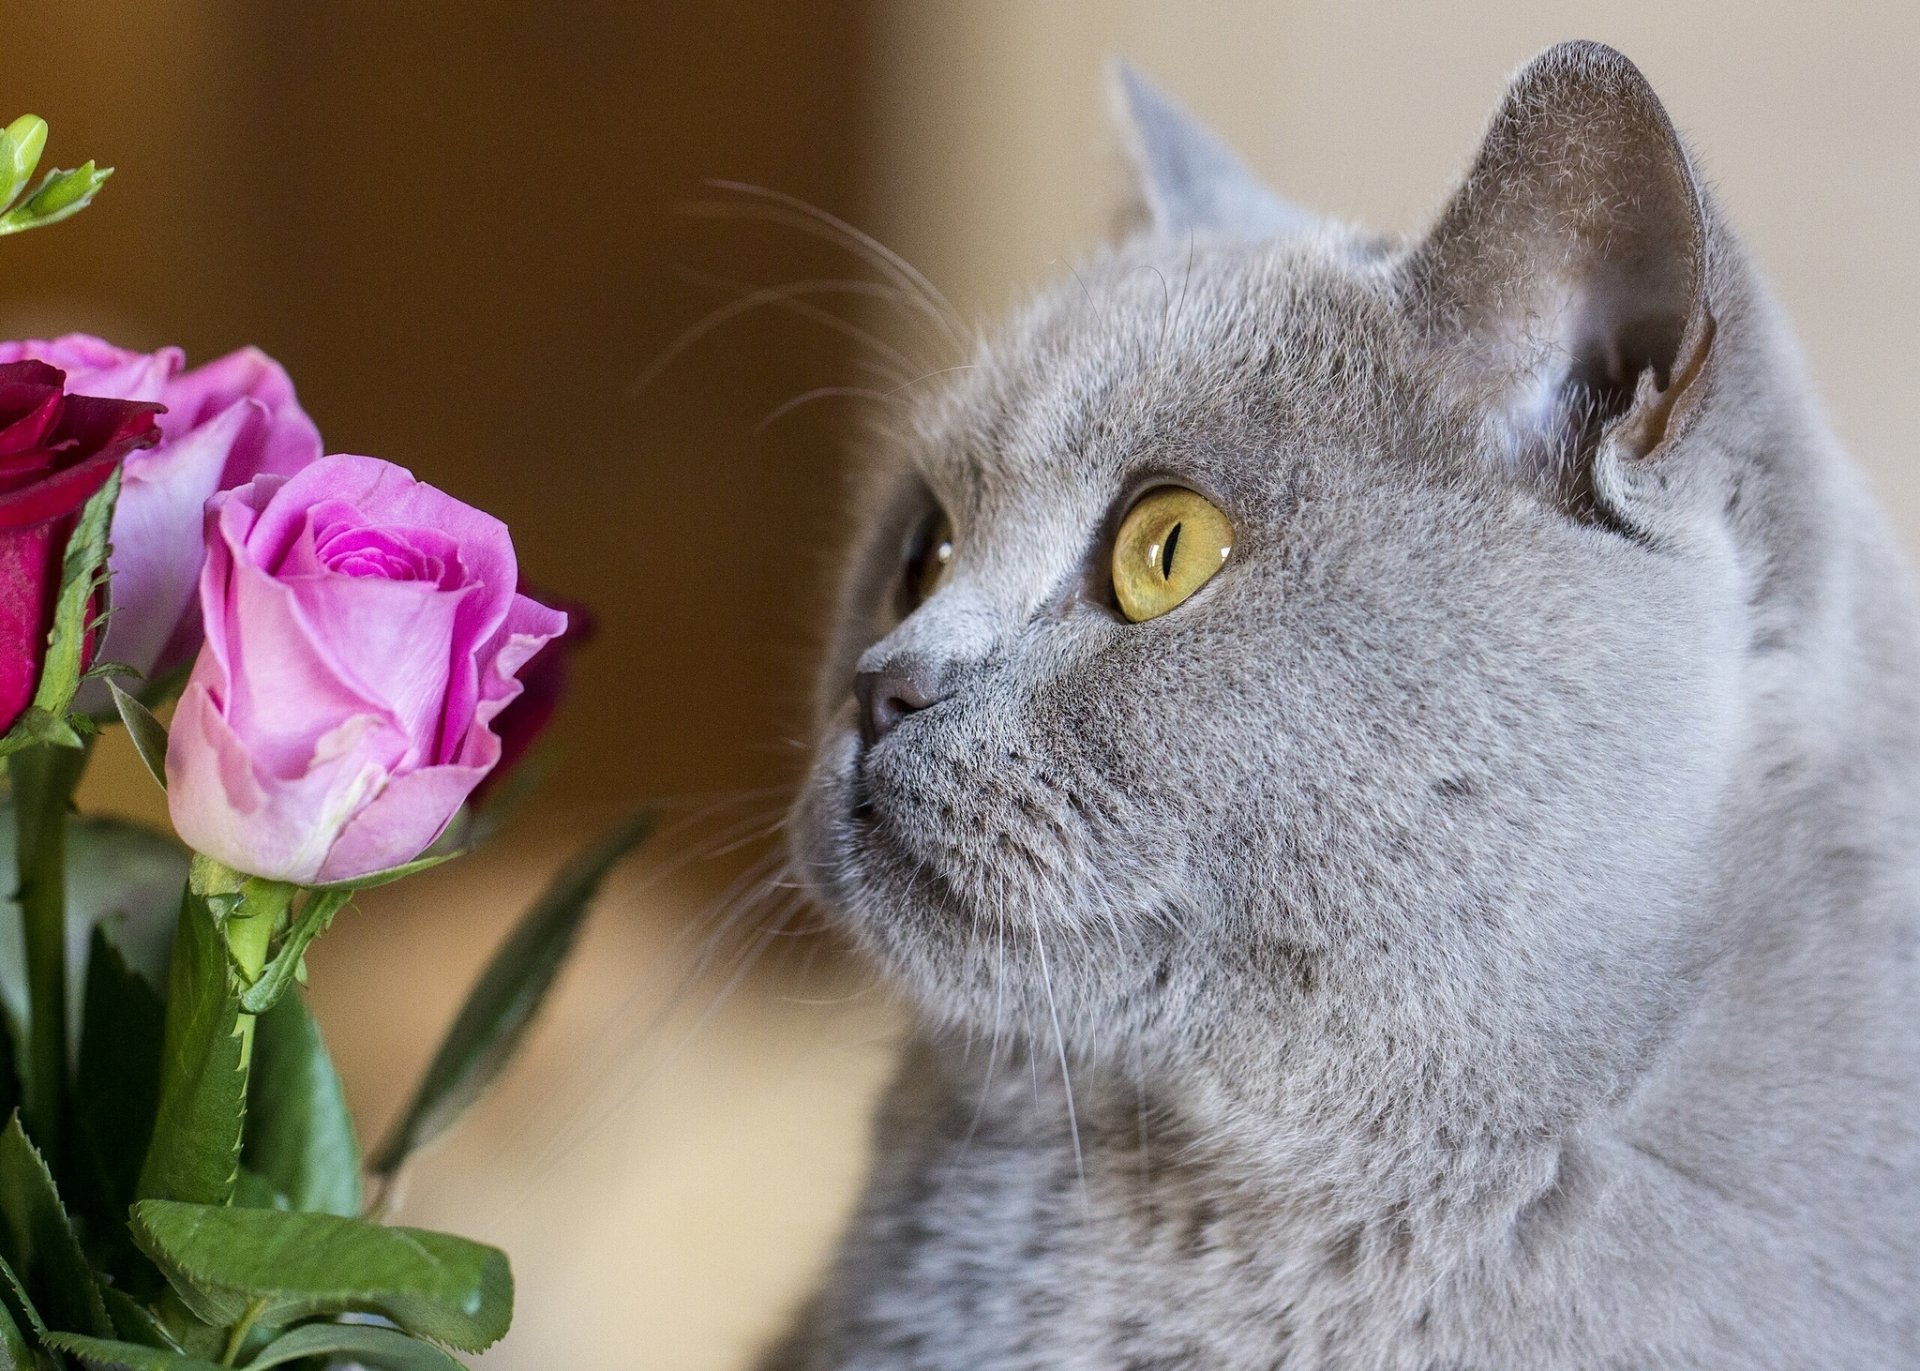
(768, 40), (1920, 1370)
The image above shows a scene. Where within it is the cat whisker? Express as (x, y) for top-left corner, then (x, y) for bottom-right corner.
(634, 272), (943, 398)
(755, 385), (908, 436)
(662, 265), (925, 389)
(457, 807), (796, 1181)
(694, 180), (968, 348)
(492, 886), (811, 1224)
(1032, 916), (1089, 1217)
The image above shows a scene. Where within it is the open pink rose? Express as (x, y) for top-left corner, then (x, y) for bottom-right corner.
(166, 454), (566, 884)
(0, 335), (321, 696)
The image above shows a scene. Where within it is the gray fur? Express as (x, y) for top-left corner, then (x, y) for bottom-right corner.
(1111, 61), (1317, 240)
(770, 40), (1920, 1369)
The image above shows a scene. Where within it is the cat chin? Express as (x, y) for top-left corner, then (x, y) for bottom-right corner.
(789, 731), (1194, 1050)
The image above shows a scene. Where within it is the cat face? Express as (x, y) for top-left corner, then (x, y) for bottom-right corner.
(792, 44), (1753, 1129)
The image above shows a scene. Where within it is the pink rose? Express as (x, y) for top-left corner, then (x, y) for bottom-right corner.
(0, 334), (321, 694)
(166, 454), (566, 884)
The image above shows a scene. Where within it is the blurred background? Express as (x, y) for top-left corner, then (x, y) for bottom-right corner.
(2, 2), (1916, 1366)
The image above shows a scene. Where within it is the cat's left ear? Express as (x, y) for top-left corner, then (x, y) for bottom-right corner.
(1407, 41), (1714, 474)
(1110, 61), (1317, 239)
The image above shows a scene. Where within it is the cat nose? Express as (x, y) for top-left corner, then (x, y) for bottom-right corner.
(854, 668), (939, 747)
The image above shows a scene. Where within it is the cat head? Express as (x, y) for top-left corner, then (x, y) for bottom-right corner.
(791, 42), (1823, 1153)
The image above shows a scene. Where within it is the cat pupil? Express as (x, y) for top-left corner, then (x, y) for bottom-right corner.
(1160, 522), (1182, 580)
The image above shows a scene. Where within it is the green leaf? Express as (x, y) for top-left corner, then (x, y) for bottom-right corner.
(100, 1287), (175, 1350)
(243, 990), (360, 1217)
(0, 1294), (27, 1371)
(40, 1334), (222, 1371)
(0, 1115), (112, 1336)
(0, 1253), (42, 1340)
(370, 811), (652, 1178)
(0, 116), (47, 213)
(0, 1007), (18, 1132)
(137, 892), (245, 1207)
(130, 1201), (512, 1352)
(73, 927), (165, 1271)
(236, 889), (351, 1016)
(107, 683), (168, 792)
(226, 1169), (286, 1213)
(245, 1323), (466, 1370)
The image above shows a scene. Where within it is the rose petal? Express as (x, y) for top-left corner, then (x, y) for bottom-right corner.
(161, 346), (322, 483)
(0, 335), (181, 404)
(168, 672), (403, 885)
(312, 761), (489, 884)
(0, 523), (57, 726)
(87, 399), (255, 685)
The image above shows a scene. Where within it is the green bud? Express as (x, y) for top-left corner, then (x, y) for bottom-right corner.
(25, 161), (100, 218)
(0, 115), (48, 212)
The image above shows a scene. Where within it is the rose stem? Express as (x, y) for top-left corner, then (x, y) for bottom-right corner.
(9, 740), (89, 1161)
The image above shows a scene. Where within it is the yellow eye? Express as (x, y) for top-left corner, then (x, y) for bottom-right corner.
(1111, 487), (1233, 622)
(900, 509), (954, 613)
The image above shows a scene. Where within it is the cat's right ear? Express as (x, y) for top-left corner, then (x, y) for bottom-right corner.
(1406, 41), (1715, 478)
(1110, 61), (1316, 240)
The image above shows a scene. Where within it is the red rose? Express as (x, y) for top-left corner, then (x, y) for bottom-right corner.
(0, 360), (161, 732)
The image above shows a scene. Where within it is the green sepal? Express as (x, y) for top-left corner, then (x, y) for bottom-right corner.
(130, 1201), (512, 1352)
(243, 991), (360, 1216)
(0, 1114), (113, 1336)
(184, 856), (244, 922)
(0, 116), (47, 213)
(73, 926), (165, 1275)
(0, 471), (121, 758)
(136, 892), (244, 1208)
(23, 160), (101, 217)
(236, 889), (350, 1016)
(370, 811), (652, 1178)
(106, 682), (168, 791)
(39, 1334), (222, 1371)
(309, 850), (459, 893)
(246, 1323), (467, 1370)
(0, 161), (112, 236)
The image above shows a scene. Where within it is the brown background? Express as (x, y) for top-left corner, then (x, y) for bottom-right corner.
(5, 3), (1919, 1368)
(2, 2), (870, 820)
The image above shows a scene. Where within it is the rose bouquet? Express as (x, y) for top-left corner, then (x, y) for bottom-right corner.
(0, 117), (647, 1370)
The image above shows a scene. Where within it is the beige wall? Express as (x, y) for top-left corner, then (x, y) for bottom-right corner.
(869, 0), (1920, 544)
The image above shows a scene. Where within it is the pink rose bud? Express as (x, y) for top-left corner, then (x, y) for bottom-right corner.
(0, 335), (322, 700)
(165, 454), (566, 884)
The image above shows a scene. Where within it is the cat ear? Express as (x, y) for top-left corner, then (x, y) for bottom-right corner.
(1407, 41), (1713, 474)
(1110, 61), (1317, 239)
